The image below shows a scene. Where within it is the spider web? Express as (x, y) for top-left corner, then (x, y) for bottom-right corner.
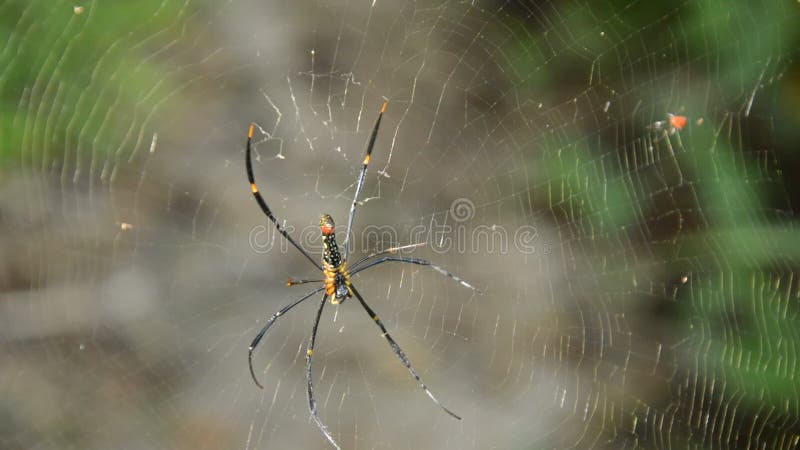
(3, 0), (800, 448)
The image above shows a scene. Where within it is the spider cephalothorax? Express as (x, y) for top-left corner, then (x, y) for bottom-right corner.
(319, 214), (352, 303)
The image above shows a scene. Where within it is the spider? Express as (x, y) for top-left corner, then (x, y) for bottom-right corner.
(245, 100), (479, 449)
(649, 113), (688, 135)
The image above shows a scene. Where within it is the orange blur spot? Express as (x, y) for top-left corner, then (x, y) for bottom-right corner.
(380, 100), (388, 113)
(669, 115), (687, 131)
(248, 124), (254, 138)
(250, 183), (258, 193)
(363, 154), (371, 165)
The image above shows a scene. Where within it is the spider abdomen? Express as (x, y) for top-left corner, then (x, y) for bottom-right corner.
(320, 215), (352, 304)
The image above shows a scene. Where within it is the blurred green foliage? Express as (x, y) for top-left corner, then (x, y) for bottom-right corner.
(0, 1), (184, 170)
(501, 0), (800, 437)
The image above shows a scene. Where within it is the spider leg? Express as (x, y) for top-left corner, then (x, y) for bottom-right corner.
(351, 256), (481, 293)
(342, 101), (388, 259)
(246, 124), (322, 271)
(347, 242), (427, 270)
(349, 284), (462, 420)
(248, 286), (325, 389)
(285, 278), (324, 287)
(306, 293), (342, 450)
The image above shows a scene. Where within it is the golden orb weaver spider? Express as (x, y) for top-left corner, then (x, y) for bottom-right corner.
(245, 101), (479, 449)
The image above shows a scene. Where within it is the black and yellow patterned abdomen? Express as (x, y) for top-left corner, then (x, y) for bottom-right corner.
(321, 218), (352, 303)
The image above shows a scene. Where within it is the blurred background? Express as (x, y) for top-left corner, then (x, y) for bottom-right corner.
(2, 0), (800, 448)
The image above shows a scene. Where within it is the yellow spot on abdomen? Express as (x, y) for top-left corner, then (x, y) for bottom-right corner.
(363, 154), (371, 165)
(250, 183), (258, 193)
(248, 124), (254, 138)
(307, 349), (313, 356)
(380, 100), (388, 113)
